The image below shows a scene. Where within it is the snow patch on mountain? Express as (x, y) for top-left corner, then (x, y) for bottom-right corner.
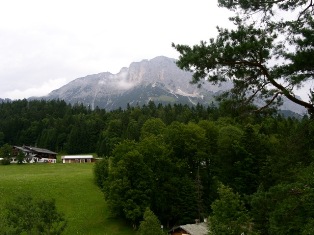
(39, 56), (307, 114)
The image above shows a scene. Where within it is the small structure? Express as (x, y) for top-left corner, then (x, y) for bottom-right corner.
(169, 222), (208, 235)
(61, 155), (94, 163)
(12, 145), (57, 163)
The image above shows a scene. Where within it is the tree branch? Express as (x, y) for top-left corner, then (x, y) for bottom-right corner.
(298, 0), (314, 20)
(258, 65), (314, 113)
(221, 59), (314, 113)
(244, 82), (270, 105)
(254, 91), (281, 113)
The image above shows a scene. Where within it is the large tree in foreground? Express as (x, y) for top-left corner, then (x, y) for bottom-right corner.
(173, 0), (314, 115)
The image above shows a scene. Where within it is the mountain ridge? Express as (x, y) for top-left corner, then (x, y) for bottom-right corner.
(41, 56), (228, 110)
(34, 56), (306, 115)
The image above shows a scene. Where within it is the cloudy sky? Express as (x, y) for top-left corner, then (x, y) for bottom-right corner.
(0, 0), (236, 100)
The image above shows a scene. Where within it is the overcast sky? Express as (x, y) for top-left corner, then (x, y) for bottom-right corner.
(0, 0), (236, 100)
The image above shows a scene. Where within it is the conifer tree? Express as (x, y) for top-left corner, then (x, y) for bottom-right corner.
(173, 0), (314, 116)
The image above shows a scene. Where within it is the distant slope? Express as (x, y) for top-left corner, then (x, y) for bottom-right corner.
(36, 56), (306, 115)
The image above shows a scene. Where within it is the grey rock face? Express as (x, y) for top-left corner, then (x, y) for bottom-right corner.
(44, 56), (231, 110)
(41, 56), (306, 115)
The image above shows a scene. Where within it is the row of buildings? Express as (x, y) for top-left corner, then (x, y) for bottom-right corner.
(8, 145), (95, 164)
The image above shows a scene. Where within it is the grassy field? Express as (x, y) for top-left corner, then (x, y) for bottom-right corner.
(0, 163), (136, 235)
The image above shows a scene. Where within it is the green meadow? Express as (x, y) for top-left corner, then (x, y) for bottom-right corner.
(0, 163), (135, 235)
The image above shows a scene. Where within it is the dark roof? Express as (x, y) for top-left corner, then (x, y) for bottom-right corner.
(14, 146), (32, 153)
(25, 146), (57, 155)
(14, 146), (57, 155)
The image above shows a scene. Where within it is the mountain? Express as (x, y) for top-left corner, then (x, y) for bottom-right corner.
(0, 98), (11, 103)
(40, 56), (306, 115)
(42, 56), (231, 110)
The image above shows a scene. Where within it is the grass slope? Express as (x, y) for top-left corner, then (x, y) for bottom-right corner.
(0, 164), (135, 235)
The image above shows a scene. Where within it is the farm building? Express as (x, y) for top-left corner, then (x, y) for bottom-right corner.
(61, 155), (94, 163)
(12, 145), (57, 163)
(169, 222), (208, 235)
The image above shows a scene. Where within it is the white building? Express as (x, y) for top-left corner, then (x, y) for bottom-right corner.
(61, 155), (94, 163)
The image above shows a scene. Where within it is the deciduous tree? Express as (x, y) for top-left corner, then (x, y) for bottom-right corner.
(105, 146), (153, 225)
(0, 143), (12, 165)
(1, 194), (67, 235)
(209, 183), (258, 235)
(137, 208), (165, 235)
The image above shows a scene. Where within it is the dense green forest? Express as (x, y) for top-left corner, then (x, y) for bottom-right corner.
(1, 0), (313, 233)
(1, 99), (313, 234)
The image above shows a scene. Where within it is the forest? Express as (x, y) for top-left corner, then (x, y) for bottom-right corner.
(0, 0), (313, 233)
(0, 99), (313, 234)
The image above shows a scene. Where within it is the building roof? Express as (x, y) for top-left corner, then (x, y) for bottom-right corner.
(14, 146), (32, 153)
(14, 146), (57, 155)
(24, 146), (57, 155)
(61, 155), (94, 159)
(170, 222), (208, 235)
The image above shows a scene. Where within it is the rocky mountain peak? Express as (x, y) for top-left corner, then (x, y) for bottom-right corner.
(40, 56), (306, 115)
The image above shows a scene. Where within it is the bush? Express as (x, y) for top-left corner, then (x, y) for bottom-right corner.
(94, 157), (109, 189)
(0, 158), (10, 165)
(1, 194), (67, 234)
(137, 208), (165, 235)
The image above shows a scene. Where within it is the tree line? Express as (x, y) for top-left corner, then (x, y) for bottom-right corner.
(1, 99), (313, 233)
(0, 98), (243, 155)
